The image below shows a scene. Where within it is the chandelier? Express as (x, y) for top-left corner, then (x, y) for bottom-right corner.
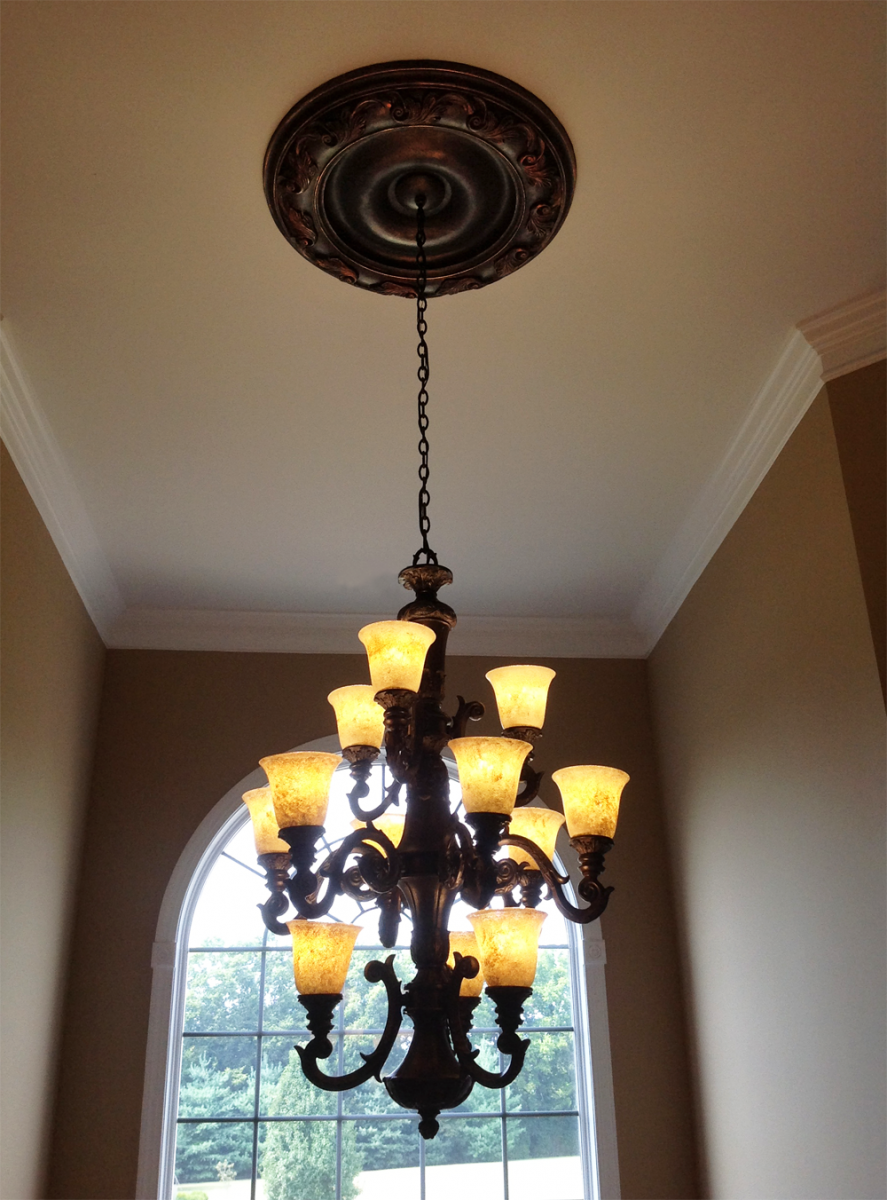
(241, 62), (630, 1141)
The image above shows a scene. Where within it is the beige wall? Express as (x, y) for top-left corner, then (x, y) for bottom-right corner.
(0, 443), (106, 1199)
(826, 359), (886, 703)
(648, 388), (886, 1198)
(46, 649), (697, 1200)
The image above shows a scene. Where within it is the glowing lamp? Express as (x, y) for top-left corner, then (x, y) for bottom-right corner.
(485, 665), (556, 730)
(468, 908), (547, 988)
(350, 814), (406, 848)
(242, 787), (289, 856)
(328, 685), (385, 749)
(448, 736), (532, 815)
(286, 920), (361, 995)
(447, 930), (485, 997)
(551, 765), (629, 839)
(358, 621), (436, 693)
(506, 807), (565, 863)
(259, 751), (342, 829)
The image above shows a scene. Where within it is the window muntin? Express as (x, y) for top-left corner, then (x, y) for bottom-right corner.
(173, 762), (592, 1200)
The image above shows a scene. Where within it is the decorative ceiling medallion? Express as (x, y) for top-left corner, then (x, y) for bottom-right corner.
(264, 61), (576, 297)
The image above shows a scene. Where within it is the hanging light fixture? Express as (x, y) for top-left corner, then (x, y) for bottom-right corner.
(242, 61), (630, 1140)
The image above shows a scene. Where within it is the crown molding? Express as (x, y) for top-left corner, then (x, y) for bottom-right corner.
(0, 324), (124, 639)
(107, 606), (648, 658)
(797, 289), (887, 381)
(633, 329), (824, 648)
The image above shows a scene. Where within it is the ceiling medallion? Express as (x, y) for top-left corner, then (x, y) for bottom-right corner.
(264, 60), (577, 296)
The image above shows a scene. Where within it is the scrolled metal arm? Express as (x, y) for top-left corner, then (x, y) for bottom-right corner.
(296, 956), (404, 1091)
(445, 955), (529, 1089)
(499, 833), (613, 924)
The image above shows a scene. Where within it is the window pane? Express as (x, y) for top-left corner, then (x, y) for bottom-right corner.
(179, 1035), (257, 1119)
(258, 1119), (342, 1200)
(261, 1043), (338, 1118)
(174, 1119), (254, 1188)
(506, 1115), (582, 1199)
(341, 1036), (406, 1115)
(452, 1035), (501, 1113)
(262, 946), (305, 1031)
(184, 951), (262, 1033)
(426, 1117), (505, 1200)
(524, 948), (573, 1028)
(189, 825), (268, 949)
(505, 1032), (577, 1113)
(353, 1118), (420, 1194)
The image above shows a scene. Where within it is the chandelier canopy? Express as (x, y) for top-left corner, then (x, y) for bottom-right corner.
(243, 62), (629, 1141)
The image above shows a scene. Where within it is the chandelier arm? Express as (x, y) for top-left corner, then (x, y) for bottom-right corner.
(345, 753), (392, 822)
(513, 762), (545, 807)
(257, 889), (292, 937)
(446, 955), (530, 1089)
(500, 833), (613, 924)
(460, 813), (509, 910)
(296, 956), (404, 1091)
(256, 852), (294, 934)
(448, 696), (485, 740)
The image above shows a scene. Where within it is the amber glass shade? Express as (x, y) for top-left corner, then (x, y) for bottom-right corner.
(551, 765), (630, 838)
(506, 807), (565, 863)
(328, 685), (385, 749)
(358, 621), (436, 692)
(259, 751), (342, 829)
(447, 931), (485, 997)
(286, 920), (361, 994)
(448, 737), (532, 815)
(468, 908), (547, 988)
(350, 814), (406, 848)
(242, 787), (289, 856)
(485, 665), (556, 729)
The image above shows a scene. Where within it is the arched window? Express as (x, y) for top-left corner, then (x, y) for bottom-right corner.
(136, 738), (620, 1200)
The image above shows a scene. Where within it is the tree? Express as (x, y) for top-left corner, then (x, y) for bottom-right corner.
(261, 1049), (362, 1200)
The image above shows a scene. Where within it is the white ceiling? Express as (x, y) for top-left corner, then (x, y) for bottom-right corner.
(2, 1), (885, 656)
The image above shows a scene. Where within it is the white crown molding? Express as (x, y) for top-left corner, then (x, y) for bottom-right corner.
(0, 324), (124, 639)
(633, 329), (824, 648)
(798, 289), (887, 381)
(108, 606), (648, 658)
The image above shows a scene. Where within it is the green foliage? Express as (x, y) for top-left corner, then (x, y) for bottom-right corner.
(175, 1192), (208, 1200)
(261, 1050), (362, 1200)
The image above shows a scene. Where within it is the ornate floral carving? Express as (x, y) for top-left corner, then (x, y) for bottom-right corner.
(264, 61), (576, 296)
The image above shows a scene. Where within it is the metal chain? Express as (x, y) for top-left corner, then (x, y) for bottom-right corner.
(412, 194), (438, 567)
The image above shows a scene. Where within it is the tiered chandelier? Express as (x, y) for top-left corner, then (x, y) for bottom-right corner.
(241, 61), (630, 1140)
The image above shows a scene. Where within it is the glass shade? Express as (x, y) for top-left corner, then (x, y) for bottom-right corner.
(350, 814), (406, 848)
(448, 736), (532, 815)
(447, 931), (485, 997)
(506, 806), (565, 863)
(468, 908), (547, 988)
(358, 621), (436, 692)
(327, 684), (385, 750)
(259, 751), (342, 829)
(286, 920), (361, 995)
(485, 665), (556, 729)
(551, 765), (630, 838)
(242, 786), (289, 856)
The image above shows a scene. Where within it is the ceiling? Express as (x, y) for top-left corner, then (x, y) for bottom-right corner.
(2, 2), (884, 657)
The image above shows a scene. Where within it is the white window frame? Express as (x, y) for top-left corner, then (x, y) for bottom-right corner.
(135, 736), (621, 1200)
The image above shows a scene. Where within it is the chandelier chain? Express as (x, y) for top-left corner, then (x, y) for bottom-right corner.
(413, 194), (438, 567)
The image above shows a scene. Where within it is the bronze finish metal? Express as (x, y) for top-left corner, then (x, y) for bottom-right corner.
(255, 570), (617, 1136)
(264, 61), (576, 296)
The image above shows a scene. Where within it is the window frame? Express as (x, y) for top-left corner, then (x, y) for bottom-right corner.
(136, 736), (621, 1200)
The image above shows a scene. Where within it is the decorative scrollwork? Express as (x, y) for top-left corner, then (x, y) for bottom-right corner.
(446, 955), (530, 1089)
(297, 956), (404, 1090)
(264, 61), (575, 297)
(449, 695), (485, 739)
(499, 833), (613, 924)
